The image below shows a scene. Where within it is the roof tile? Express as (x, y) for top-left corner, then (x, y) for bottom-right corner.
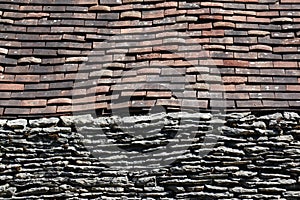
(0, 0), (299, 116)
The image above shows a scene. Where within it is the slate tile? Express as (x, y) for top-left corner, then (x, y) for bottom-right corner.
(0, 92), (11, 99)
(66, 6), (89, 12)
(31, 105), (57, 114)
(182, 99), (208, 108)
(288, 101), (300, 107)
(273, 47), (298, 53)
(50, 81), (74, 89)
(260, 69), (285, 76)
(4, 107), (31, 115)
(248, 76), (273, 83)
(258, 52), (282, 60)
(21, 99), (47, 107)
(225, 93), (250, 100)
(234, 52), (257, 60)
(5, 66), (30, 74)
(249, 61), (274, 68)
(286, 69), (300, 76)
(224, 60), (249, 67)
(3, 11), (26, 19)
(19, 5), (43, 12)
(249, 92), (275, 99)
(15, 75), (40, 83)
(43, 5), (66, 12)
(40, 74), (65, 82)
(262, 100), (289, 107)
(131, 100), (156, 107)
(0, 100), (21, 106)
(0, 74), (14, 82)
(273, 77), (298, 83)
(260, 84), (286, 92)
(274, 61), (298, 68)
(236, 23), (259, 29)
(0, 3), (19, 11)
(61, 19), (85, 26)
(0, 56), (17, 65)
(236, 85), (261, 91)
(97, 13), (119, 20)
(33, 49), (57, 56)
(56, 105), (72, 113)
(42, 57), (65, 65)
(276, 92), (300, 100)
(189, 23), (213, 30)
(0, 84), (24, 91)
(247, 4), (269, 10)
(286, 85), (300, 91)
(211, 99), (235, 108)
(236, 100), (263, 108)
(156, 99), (181, 107)
(223, 76), (247, 84)
(283, 54), (300, 60)
(224, 3), (245, 9)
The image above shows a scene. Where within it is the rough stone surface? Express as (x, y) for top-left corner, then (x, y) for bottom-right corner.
(6, 119), (27, 129)
(29, 117), (59, 127)
(0, 120), (7, 127)
(0, 112), (299, 199)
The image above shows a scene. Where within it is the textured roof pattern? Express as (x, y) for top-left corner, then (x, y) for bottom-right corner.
(0, 0), (300, 117)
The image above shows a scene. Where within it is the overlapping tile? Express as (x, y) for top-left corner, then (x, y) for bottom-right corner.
(0, 0), (299, 117)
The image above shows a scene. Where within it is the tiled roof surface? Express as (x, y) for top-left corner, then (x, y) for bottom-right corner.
(0, 0), (300, 117)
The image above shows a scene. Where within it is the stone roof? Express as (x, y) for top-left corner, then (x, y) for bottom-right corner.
(0, 0), (300, 117)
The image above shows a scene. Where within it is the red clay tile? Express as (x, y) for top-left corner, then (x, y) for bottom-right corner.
(0, 0), (299, 116)
(0, 84), (24, 91)
(21, 99), (47, 107)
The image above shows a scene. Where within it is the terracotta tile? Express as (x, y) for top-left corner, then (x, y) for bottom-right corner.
(0, 0), (299, 116)
(21, 99), (47, 107)
(0, 84), (24, 91)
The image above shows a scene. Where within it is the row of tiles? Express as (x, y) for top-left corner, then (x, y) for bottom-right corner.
(0, 0), (299, 116)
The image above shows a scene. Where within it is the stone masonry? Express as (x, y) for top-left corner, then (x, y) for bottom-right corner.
(0, 112), (300, 199)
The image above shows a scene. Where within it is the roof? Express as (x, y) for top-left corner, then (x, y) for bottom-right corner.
(0, 0), (300, 117)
